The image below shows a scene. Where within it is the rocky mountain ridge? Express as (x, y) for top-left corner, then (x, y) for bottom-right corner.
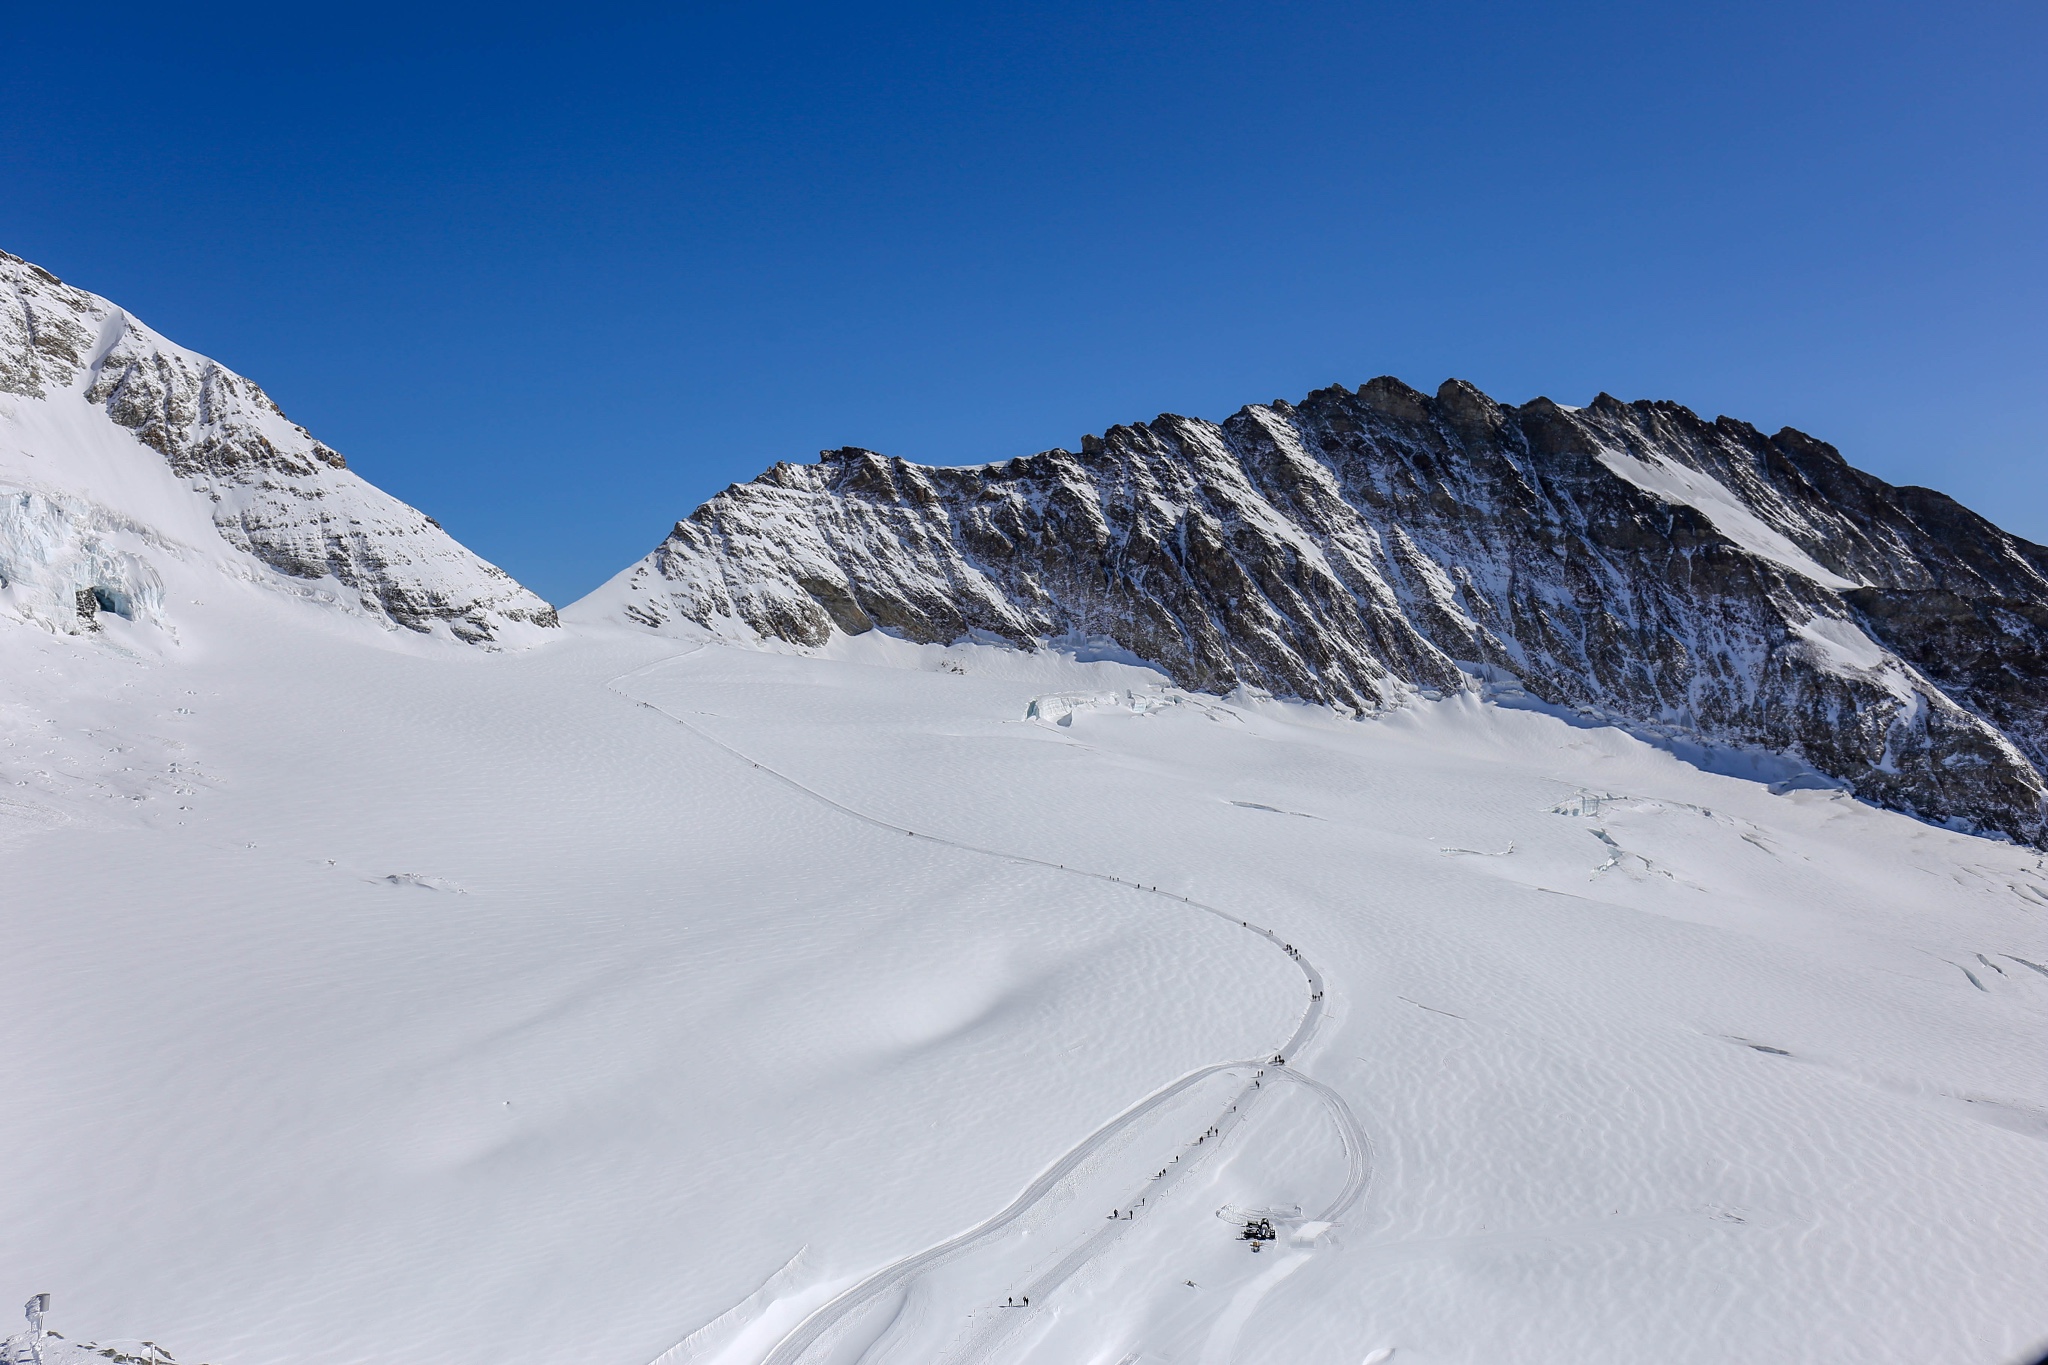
(594, 378), (2048, 845)
(0, 249), (556, 643)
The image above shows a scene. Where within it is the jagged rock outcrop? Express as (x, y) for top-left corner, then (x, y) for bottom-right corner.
(1, 249), (556, 642)
(594, 377), (2048, 844)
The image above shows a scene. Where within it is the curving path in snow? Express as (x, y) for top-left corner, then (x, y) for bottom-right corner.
(609, 652), (1369, 1365)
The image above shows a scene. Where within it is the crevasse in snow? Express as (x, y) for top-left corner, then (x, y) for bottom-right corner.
(0, 486), (167, 633)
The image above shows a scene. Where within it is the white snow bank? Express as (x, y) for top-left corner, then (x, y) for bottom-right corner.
(1597, 446), (1860, 589)
(1790, 614), (1918, 704)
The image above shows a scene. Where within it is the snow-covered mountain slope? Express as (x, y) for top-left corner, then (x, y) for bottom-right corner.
(4, 619), (2046, 1365)
(580, 379), (2048, 845)
(0, 250), (556, 644)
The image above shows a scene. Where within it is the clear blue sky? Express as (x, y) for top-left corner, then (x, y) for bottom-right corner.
(5, 1), (2042, 605)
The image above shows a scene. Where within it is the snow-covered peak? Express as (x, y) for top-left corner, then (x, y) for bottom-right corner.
(0, 249), (556, 645)
(579, 377), (2048, 845)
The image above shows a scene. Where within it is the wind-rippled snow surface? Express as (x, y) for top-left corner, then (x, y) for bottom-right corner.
(5, 601), (2048, 1365)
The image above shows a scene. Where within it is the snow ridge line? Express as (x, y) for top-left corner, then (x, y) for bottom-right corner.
(607, 650), (1370, 1365)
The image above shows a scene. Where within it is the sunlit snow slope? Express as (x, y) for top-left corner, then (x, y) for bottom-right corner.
(5, 608), (2047, 1364)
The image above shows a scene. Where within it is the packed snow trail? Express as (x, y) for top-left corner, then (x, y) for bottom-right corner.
(609, 652), (1369, 1365)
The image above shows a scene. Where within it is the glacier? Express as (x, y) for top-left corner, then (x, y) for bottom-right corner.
(1, 248), (2045, 1365)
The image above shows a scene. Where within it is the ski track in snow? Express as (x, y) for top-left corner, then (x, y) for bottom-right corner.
(609, 651), (1370, 1365)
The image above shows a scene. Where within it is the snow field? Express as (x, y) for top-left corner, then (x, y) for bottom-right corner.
(627, 636), (2048, 1364)
(1, 622), (1298, 1365)
(3, 593), (2045, 1363)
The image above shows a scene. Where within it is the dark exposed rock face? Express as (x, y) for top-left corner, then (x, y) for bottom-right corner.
(603, 377), (2048, 845)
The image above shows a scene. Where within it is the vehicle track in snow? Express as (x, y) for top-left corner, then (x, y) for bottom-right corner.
(610, 653), (1369, 1365)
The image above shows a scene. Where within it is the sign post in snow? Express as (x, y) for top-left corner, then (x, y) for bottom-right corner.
(11, 1295), (49, 1365)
